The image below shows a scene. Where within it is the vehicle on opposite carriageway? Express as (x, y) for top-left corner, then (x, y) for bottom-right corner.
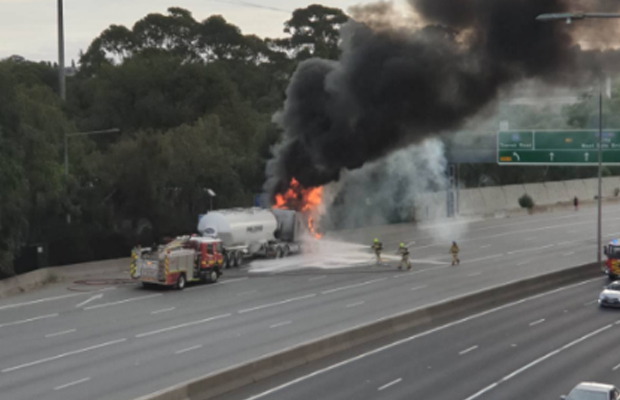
(561, 382), (620, 400)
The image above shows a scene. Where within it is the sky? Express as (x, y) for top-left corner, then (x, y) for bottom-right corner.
(0, 0), (399, 63)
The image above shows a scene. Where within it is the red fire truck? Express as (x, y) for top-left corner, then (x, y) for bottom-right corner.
(131, 236), (223, 290)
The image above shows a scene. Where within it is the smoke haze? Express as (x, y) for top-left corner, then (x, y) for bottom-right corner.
(265, 0), (620, 199)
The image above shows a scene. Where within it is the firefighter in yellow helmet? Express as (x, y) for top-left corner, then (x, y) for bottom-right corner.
(450, 241), (460, 266)
(371, 238), (383, 265)
(397, 242), (411, 271)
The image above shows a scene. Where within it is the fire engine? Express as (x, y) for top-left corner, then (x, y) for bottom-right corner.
(131, 235), (223, 290)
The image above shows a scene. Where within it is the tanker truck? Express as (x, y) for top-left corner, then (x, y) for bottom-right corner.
(197, 208), (305, 268)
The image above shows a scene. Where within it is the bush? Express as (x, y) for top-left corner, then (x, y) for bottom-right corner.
(614, 188), (620, 197)
(519, 194), (534, 209)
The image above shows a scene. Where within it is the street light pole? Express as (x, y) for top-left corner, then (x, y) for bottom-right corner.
(57, 0), (66, 101)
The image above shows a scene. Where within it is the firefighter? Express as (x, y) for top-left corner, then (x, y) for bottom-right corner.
(371, 238), (383, 265)
(450, 242), (460, 266)
(397, 242), (411, 271)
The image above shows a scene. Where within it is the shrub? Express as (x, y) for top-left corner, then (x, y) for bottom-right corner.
(519, 194), (534, 209)
(614, 188), (620, 197)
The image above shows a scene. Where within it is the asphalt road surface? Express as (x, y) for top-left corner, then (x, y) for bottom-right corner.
(220, 277), (618, 400)
(0, 206), (617, 400)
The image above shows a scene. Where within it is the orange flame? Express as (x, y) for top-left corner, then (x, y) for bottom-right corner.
(273, 178), (323, 239)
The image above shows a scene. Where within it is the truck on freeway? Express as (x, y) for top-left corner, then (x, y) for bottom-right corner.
(198, 207), (305, 268)
(131, 235), (223, 290)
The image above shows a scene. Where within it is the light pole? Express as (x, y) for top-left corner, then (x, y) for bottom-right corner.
(64, 129), (121, 175)
(57, 0), (66, 100)
(537, 12), (620, 272)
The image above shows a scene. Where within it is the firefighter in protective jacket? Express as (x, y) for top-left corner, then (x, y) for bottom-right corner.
(372, 238), (383, 265)
(450, 242), (460, 266)
(398, 243), (411, 271)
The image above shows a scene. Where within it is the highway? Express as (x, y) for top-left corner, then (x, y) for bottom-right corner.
(219, 277), (617, 400)
(0, 205), (618, 400)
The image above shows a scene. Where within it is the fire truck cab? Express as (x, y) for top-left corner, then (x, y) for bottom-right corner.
(603, 239), (620, 280)
(131, 236), (223, 290)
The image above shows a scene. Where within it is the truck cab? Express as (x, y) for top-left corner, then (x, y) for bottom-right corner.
(131, 236), (223, 290)
(603, 240), (620, 280)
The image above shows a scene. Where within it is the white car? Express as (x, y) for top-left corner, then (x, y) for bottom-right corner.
(561, 382), (620, 400)
(599, 282), (620, 308)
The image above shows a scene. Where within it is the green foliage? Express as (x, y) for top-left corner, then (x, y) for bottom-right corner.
(518, 194), (534, 209)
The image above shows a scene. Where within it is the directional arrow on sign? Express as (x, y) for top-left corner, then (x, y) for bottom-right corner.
(585, 153), (590, 161)
(550, 152), (555, 161)
(513, 152), (521, 161)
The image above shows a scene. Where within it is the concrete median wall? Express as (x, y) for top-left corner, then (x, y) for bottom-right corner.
(134, 263), (600, 400)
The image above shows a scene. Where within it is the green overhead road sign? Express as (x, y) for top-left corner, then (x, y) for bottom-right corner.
(497, 130), (620, 165)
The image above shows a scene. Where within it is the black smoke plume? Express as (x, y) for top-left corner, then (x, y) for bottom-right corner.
(265, 0), (620, 199)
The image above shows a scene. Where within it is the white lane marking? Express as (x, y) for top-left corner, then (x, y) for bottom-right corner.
(270, 321), (292, 329)
(529, 319), (545, 327)
(45, 329), (76, 338)
(2, 338), (127, 373)
(0, 313), (58, 328)
(613, 362), (620, 371)
(309, 276), (326, 281)
(321, 278), (387, 295)
(175, 345), (202, 355)
(0, 288), (114, 311)
(411, 285), (428, 292)
(507, 244), (554, 255)
(468, 272), (482, 277)
(237, 291), (257, 297)
(150, 307), (175, 315)
(584, 300), (598, 306)
(54, 377), (91, 391)
(238, 277), (603, 400)
(346, 301), (365, 308)
(462, 324), (613, 400)
(459, 345), (479, 355)
(84, 294), (161, 310)
(135, 313), (231, 338)
(75, 294), (103, 308)
(238, 294), (317, 314)
(463, 383), (499, 400)
(557, 240), (582, 246)
(524, 237), (537, 241)
(463, 254), (503, 264)
(480, 244), (491, 249)
(219, 278), (249, 285)
(517, 261), (531, 266)
(378, 378), (402, 391)
(564, 252), (576, 256)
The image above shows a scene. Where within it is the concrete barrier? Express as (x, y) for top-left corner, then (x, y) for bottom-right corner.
(502, 184), (527, 209)
(523, 183), (550, 205)
(479, 187), (508, 212)
(459, 188), (486, 215)
(134, 262), (601, 400)
(0, 258), (129, 299)
(545, 181), (569, 204)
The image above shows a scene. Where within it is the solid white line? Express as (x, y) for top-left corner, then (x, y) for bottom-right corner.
(270, 321), (292, 329)
(0, 313), (58, 328)
(0, 291), (105, 311)
(584, 300), (598, 306)
(564, 252), (576, 256)
(468, 272), (482, 277)
(238, 294), (316, 314)
(507, 244), (554, 255)
(410, 285), (428, 292)
(2, 338), (127, 373)
(45, 329), (76, 338)
(517, 261), (531, 266)
(175, 345), (202, 355)
(84, 294), (161, 310)
(150, 307), (175, 315)
(239, 277), (602, 400)
(480, 244), (491, 249)
(54, 377), (91, 391)
(346, 301), (365, 308)
(459, 345), (479, 355)
(463, 383), (498, 400)
(322, 278), (387, 295)
(464, 254), (503, 264)
(529, 319), (545, 327)
(613, 362), (620, 371)
(309, 276), (326, 281)
(219, 278), (249, 285)
(135, 313), (231, 338)
(75, 294), (103, 308)
(378, 378), (402, 391)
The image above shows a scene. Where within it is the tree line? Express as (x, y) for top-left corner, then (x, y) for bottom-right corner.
(0, 4), (615, 276)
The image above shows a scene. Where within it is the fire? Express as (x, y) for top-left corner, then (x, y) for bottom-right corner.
(273, 178), (323, 239)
